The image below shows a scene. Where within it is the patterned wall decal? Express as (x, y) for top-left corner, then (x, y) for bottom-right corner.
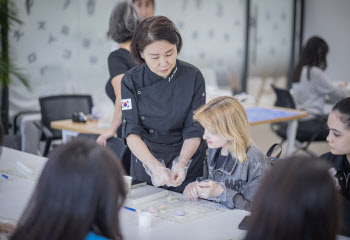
(281, 11), (286, 21)
(48, 34), (56, 44)
(26, 0), (34, 15)
(224, 33), (230, 42)
(177, 21), (184, 30)
(87, 0), (96, 16)
(208, 30), (214, 38)
(62, 49), (72, 59)
(61, 25), (69, 36)
(181, 0), (188, 11)
(63, 0), (70, 10)
(216, 2), (223, 17)
(40, 66), (48, 76)
(192, 31), (198, 40)
(38, 21), (46, 30)
(89, 56), (98, 64)
(27, 53), (37, 63)
(82, 38), (91, 48)
(196, 0), (203, 9)
(13, 30), (23, 41)
(10, 0), (292, 117)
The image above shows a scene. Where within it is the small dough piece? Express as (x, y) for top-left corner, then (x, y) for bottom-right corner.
(148, 206), (158, 213)
(160, 205), (166, 210)
(167, 195), (178, 201)
(174, 209), (186, 216)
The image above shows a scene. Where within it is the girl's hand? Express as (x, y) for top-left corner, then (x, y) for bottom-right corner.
(197, 180), (224, 199)
(183, 181), (199, 201)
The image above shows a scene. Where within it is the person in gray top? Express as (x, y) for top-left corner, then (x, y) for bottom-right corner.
(291, 36), (350, 140)
(183, 96), (271, 210)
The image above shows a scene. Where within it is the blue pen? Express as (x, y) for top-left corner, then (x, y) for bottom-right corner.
(124, 206), (137, 212)
(1, 173), (9, 180)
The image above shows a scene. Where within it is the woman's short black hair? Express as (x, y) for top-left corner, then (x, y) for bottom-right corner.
(292, 36), (329, 83)
(245, 156), (340, 240)
(107, 1), (141, 43)
(130, 16), (183, 65)
(332, 97), (350, 129)
(11, 139), (127, 240)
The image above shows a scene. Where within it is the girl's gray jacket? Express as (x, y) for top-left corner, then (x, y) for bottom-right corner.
(199, 144), (271, 210)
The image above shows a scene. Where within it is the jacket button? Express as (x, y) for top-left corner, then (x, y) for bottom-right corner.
(123, 119), (126, 123)
(150, 129), (153, 133)
(137, 91), (141, 94)
(141, 116), (145, 120)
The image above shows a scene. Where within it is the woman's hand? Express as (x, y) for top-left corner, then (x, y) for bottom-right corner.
(96, 130), (115, 146)
(183, 181), (199, 201)
(150, 166), (173, 187)
(197, 180), (224, 199)
(170, 162), (187, 187)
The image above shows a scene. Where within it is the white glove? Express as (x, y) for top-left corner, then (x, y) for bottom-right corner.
(183, 181), (199, 201)
(143, 160), (173, 187)
(170, 156), (192, 187)
(197, 180), (224, 200)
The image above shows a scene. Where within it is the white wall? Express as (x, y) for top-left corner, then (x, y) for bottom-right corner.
(304, 0), (350, 82)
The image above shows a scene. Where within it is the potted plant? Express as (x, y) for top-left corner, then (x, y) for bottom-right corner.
(0, 0), (30, 133)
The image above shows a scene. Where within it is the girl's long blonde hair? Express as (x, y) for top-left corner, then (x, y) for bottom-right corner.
(194, 96), (250, 163)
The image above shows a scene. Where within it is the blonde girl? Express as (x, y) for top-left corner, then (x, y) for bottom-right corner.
(184, 96), (271, 210)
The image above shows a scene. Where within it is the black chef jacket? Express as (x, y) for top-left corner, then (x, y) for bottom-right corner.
(121, 59), (206, 192)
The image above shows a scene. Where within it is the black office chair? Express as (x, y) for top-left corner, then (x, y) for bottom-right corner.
(270, 84), (328, 157)
(77, 134), (131, 174)
(37, 95), (93, 156)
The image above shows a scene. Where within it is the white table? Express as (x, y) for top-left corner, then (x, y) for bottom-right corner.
(0, 148), (248, 239)
(1, 147), (349, 240)
(0, 147), (47, 222)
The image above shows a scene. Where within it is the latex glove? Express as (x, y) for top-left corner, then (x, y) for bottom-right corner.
(170, 157), (192, 187)
(197, 180), (224, 200)
(170, 164), (186, 187)
(183, 181), (199, 201)
(150, 166), (173, 187)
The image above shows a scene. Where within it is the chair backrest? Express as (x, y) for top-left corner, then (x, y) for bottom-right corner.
(271, 84), (296, 109)
(39, 95), (93, 138)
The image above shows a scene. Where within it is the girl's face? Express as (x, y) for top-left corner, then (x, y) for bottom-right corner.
(326, 111), (350, 156)
(141, 40), (177, 78)
(203, 128), (230, 150)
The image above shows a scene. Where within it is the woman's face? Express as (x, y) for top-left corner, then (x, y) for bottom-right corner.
(203, 128), (230, 150)
(133, 0), (154, 20)
(141, 40), (177, 78)
(326, 111), (350, 156)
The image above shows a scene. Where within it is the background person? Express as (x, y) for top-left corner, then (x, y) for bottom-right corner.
(97, 1), (141, 145)
(132, 0), (155, 20)
(292, 36), (350, 140)
(10, 140), (127, 240)
(245, 156), (340, 240)
(183, 96), (271, 210)
(320, 97), (350, 236)
(121, 16), (206, 193)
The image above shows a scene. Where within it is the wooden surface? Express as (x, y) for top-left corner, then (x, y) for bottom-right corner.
(50, 119), (109, 134)
(50, 106), (308, 135)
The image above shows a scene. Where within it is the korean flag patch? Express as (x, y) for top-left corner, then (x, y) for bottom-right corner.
(121, 99), (132, 110)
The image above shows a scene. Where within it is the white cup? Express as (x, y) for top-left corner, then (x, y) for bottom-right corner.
(123, 176), (132, 197)
(138, 212), (152, 227)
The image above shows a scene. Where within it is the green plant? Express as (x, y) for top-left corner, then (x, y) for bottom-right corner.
(0, 0), (30, 133)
